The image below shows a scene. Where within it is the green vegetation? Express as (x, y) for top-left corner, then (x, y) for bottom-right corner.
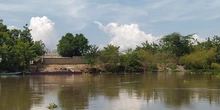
(57, 33), (89, 57)
(83, 45), (100, 67)
(47, 103), (58, 109)
(82, 32), (220, 74)
(2, 18), (220, 74)
(0, 20), (45, 72)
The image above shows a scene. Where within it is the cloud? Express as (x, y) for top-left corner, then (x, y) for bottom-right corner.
(29, 16), (59, 50)
(0, 3), (31, 12)
(192, 34), (206, 43)
(146, 0), (220, 22)
(94, 21), (160, 51)
(192, 34), (199, 41)
(103, 90), (149, 110)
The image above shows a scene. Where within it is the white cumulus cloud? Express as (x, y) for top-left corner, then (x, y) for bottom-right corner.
(192, 34), (206, 43)
(29, 16), (59, 49)
(94, 21), (160, 51)
(192, 34), (199, 40)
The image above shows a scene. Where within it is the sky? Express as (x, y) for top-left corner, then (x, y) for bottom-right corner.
(1, 0), (220, 51)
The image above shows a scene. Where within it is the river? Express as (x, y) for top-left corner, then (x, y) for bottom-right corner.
(0, 73), (220, 110)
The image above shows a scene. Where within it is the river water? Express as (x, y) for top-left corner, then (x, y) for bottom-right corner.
(0, 73), (220, 110)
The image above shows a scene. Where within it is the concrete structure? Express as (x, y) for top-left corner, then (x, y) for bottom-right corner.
(42, 56), (86, 64)
(41, 52), (86, 64)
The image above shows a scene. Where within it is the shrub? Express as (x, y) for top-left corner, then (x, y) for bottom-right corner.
(211, 63), (220, 69)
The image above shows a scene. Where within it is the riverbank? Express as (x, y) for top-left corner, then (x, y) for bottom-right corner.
(32, 64), (89, 72)
(34, 64), (186, 73)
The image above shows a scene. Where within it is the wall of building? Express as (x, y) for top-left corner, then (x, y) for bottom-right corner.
(43, 56), (86, 64)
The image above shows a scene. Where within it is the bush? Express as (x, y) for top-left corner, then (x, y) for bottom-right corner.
(211, 63), (220, 69)
(169, 64), (177, 70)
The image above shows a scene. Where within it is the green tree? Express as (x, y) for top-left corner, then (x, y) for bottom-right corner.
(180, 47), (216, 69)
(99, 44), (120, 72)
(31, 40), (45, 56)
(74, 34), (89, 56)
(120, 48), (140, 73)
(197, 37), (214, 51)
(211, 36), (220, 63)
(13, 39), (37, 70)
(20, 24), (33, 44)
(137, 41), (160, 53)
(57, 33), (89, 57)
(154, 52), (175, 71)
(160, 32), (194, 57)
(83, 45), (100, 67)
(137, 49), (155, 72)
(0, 20), (45, 72)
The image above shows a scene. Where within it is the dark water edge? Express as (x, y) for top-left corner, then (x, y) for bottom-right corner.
(1, 73), (220, 110)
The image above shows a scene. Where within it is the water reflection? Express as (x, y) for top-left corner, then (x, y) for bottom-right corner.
(0, 76), (43, 110)
(1, 73), (220, 110)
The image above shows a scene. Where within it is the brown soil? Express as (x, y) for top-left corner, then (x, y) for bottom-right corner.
(177, 65), (185, 71)
(38, 64), (89, 72)
(33, 64), (185, 72)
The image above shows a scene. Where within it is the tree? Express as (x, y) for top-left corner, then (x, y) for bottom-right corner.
(57, 33), (89, 57)
(211, 36), (220, 63)
(12, 39), (37, 70)
(137, 41), (160, 53)
(154, 52), (176, 71)
(0, 21), (45, 72)
(120, 48), (140, 73)
(180, 47), (216, 69)
(160, 32), (194, 57)
(20, 24), (33, 44)
(31, 40), (45, 56)
(197, 36), (220, 64)
(137, 49), (155, 72)
(99, 44), (120, 72)
(74, 34), (89, 56)
(83, 45), (100, 67)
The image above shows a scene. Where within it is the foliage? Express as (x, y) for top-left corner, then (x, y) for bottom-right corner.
(180, 47), (216, 69)
(47, 103), (58, 109)
(19, 24), (33, 44)
(57, 33), (89, 57)
(80, 33), (220, 72)
(211, 63), (220, 69)
(169, 64), (177, 70)
(99, 44), (120, 72)
(4, 18), (220, 72)
(136, 41), (160, 53)
(83, 45), (100, 67)
(160, 32), (194, 57)
(31, 40), (45, 56)
(211, 36), (220, 63)
(137, 49), (155, 72)
(154, 52), (175, 71)
(120, 48), (140, 73)
(0, 20), (45, 72)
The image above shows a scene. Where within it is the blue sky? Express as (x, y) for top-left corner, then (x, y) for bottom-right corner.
(1, 0), (220, 50)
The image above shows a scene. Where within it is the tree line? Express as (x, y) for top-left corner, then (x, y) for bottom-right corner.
(57, 31), (220, 73)
(1, 19), (220, 73)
